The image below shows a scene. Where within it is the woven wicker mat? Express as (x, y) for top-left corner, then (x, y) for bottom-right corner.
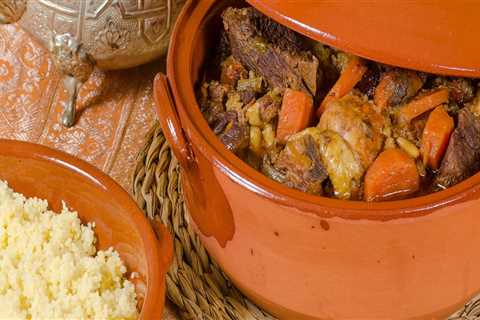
(132, 122), (479, 320)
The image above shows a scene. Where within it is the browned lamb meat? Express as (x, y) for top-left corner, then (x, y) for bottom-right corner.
(220, 56), (248, 86)
(200, 81), (231, 124)
(435, 107), (480, 188)
(355, 62), (382, 99)
(257, 91), (281, 123)
(433, 77), (475, 105)
(392, 112), (429, 147)
(219, 114), (250, 154)
(274, 128), (328, 195)
(211, 111), (237, 135)
(250, 9), (305, 52)
(373, 69), (425, 109)
(222, 7), (319, 96)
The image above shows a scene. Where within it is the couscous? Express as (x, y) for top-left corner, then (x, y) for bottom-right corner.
(0, 181), (138, 319)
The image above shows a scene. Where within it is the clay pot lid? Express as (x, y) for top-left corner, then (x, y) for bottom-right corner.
(247, 0), (480, 78)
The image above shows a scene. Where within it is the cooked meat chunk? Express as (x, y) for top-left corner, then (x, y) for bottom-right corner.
(318, 93), (385, 168)
(211, 111), (237, 135)
(274, 128), (328, 194)
(316, 130), (365, 199)
(435, 108), (480, 188)
(261, 155), (287, 184)
(311, 43), (339, 99)
(219, 115), (250, 154)
(204, 101), (224, 125)
(221, 56), (248, 86)
(374, 69), (424, 109)
(201, 81), (231, 124)
(250, 9), (305, 52)
(217, 30), (231, 65)
(238, 90), (256, 105)
(236, 72), (263, 104)
(433, 77), (475, 105)
(222, 7), (319, 96)
(392, 112), (429, 147)
(208, 81), (229, 103)
(355, 63), (381, 99)
(282, 52), (320, 96)
(257, 91), (281, 123)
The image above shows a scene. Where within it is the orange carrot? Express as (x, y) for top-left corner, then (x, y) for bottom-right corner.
(364, 148), (420, 202)
(276, 89), (313, 143)
(421, 105), (454, 169)
(400, 88), (449, 122)
(316, 56), (367, 117)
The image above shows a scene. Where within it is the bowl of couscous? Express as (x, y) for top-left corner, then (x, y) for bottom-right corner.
(0, 139), (172, 319)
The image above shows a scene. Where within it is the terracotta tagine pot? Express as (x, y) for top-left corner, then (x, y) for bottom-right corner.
(154, 0), (480, 319)
(0, 0), (184, 127)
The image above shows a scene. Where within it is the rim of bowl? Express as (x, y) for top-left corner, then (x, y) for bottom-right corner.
(166, 0), (480, 220)
(0, 139), (164, 317)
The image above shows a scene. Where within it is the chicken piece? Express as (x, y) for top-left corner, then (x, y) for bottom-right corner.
(316, 130), (365, 199)
(373, 69), (424, 109)
(274, 128), (328, 194)
(318, 93), (385, 168)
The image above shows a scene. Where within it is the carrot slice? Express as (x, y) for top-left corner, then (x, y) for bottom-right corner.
(276, 89), (313, 143)
(421, 105), (454, 169)
(364, 148), (420, 202)
(316, 56), (367, 117)
(400, 88), (449, 122)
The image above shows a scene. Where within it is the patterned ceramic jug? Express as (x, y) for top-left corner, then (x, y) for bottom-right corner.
(0, 0), (184, 126)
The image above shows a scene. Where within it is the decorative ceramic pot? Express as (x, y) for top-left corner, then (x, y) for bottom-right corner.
(154, 0), (480, 319)
(0, 0), (184, 126)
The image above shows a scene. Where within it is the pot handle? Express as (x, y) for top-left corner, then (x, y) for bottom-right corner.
(153, 73), (193, 170)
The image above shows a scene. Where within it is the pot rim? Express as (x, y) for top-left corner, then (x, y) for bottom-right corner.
(0, 139), (168, 319)
(166, 0), (480, 220)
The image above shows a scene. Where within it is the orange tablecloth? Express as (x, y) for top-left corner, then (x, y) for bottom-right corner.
(0, 24), (178, 319)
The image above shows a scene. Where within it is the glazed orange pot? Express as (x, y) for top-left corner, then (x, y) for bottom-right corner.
(0, 140), (173, 320)
(154, 1), (480, 319)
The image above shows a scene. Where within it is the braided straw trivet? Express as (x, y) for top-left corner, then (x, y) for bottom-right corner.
(132, 122), (480, 320)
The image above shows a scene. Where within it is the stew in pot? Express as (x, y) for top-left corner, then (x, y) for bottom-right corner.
(197, 6), (480, 202)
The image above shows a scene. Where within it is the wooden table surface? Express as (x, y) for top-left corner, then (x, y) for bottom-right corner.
(0, 23), (179, 320)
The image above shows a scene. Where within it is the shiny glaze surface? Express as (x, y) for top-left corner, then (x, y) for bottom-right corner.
(0, 140), (173, 320)
(156, 0), (480, 318)
(248, 0), (480, 78)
